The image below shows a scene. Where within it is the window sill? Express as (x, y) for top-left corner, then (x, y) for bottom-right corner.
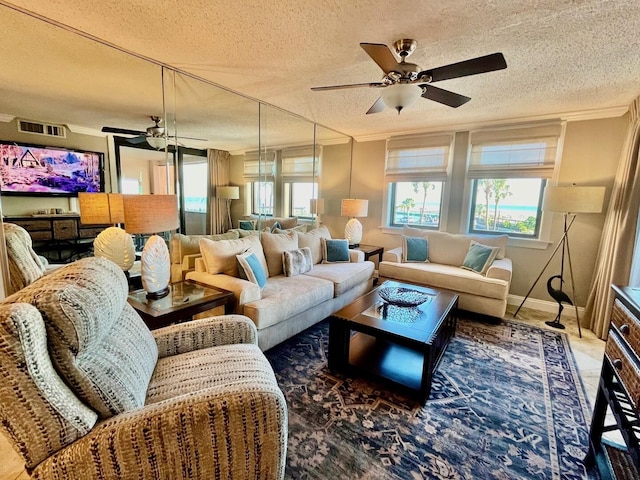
(380, 226), (551, 250)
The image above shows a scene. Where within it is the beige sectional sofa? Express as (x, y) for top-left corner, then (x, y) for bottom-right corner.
(379, 226), (512, 318)
(186, 226), (375, 350)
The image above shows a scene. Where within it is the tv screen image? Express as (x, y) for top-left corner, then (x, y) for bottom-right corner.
(0, 141), (103, 195)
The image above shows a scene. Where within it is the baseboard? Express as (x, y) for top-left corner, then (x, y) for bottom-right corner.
(507, 294), (585, 319)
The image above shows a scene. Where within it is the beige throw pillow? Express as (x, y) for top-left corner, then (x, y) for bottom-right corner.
(260, 230), (298, 276)
(297, 225), (332, 265)
(199, 234), (267, 277)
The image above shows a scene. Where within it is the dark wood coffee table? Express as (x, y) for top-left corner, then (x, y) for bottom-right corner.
(328, 280), (458, 404)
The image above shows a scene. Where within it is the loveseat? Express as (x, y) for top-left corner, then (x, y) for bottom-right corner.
(379, 226), (512, 318)
(0, 256), (287, 479)
(186, 226), (375, 350)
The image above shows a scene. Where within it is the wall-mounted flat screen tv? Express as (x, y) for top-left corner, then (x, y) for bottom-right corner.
(0, 141), (104, 196)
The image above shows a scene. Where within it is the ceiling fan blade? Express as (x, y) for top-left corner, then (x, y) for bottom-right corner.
(169, 135), (209, 142)
(101, 126), (146, 136)
(366, 98), (386, 115)
(360, 43), (401, 74)
(423, 52), (507, 83)
(126, 136), (149, 144)
(421, 85), (471, 108)
(311, 82), (385, 91)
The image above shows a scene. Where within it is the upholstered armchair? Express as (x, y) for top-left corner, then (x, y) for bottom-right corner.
(0, 257), (287, 479)
(3, 222), (52, 295)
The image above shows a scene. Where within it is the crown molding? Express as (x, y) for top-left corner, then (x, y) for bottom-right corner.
(353, 105), (630, 143)
(0, 114), (15, 123)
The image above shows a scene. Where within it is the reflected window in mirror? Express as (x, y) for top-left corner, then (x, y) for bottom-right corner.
(248, 181), (274, 216)
(285, 182), (317, 219)
(183, 162), (208, 214)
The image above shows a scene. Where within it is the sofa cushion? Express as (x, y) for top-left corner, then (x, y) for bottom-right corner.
(468, 234), (508, 260)
(200, 234), (267, 277)
(304, 261), (374, 297)
(402, 225), (508, 260)
(8, 257), (158, 418)
(462, 241), (501, 275)
(297, 226), (331, 264)
(170, 231), (239, 265)
(243, 275), (334, 330)
(402, 235), (429, 263)
(378, 261), (509, 300)
(283, 247), (313, 277)
(322, 238), (350, 263)
(261, 231), (298, 277)
(237, 251), (268, 288)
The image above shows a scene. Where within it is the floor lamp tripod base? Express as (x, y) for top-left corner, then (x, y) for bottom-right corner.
(545, 319), (566, 330)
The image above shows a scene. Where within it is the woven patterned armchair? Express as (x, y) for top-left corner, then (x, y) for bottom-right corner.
(0, 257), (287, 479)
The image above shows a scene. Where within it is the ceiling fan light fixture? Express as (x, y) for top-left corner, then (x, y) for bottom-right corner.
(380, 84), (422, 114)
(146, 136), (165, 149)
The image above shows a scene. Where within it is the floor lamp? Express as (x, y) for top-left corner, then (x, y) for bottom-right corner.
(514, 185), (605, 337)
(216, 186), (240, 232)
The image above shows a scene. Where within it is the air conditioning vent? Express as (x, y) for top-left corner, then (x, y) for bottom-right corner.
(18, 120), (66, 138)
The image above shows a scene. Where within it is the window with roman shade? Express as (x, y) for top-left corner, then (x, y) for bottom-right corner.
(281, 146), (320, 218)
(243, 151), (276, 215)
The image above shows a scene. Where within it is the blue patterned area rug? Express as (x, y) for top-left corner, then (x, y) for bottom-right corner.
(265, 318), (597, 480)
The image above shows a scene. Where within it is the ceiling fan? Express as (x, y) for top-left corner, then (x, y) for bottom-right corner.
(311, 39), (507, 114)
(101, 116), (206, 148)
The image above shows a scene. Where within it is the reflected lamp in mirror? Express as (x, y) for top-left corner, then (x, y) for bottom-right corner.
(341, 199), (369, 247)
(123, 194), (179, 298)
(216, 186), (240, 232)
(311, 198), (325, 227)
(146, 136), (165, 150)
(78, 192), (135, 272)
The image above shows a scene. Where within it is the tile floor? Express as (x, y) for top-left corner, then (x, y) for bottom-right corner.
(0, 306), (607, 479)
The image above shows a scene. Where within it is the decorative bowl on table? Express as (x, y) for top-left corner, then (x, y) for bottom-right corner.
(378, 286), (432, 307)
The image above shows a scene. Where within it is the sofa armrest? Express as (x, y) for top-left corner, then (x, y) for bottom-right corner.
(186, 271), (261, 312)
(37, 380), (288, 480)
(194, 257), (206, 272)
(153, 314), (258, 358)
(349, 249), (364, 263)
(486, 257), (512, 283)
(182, 253), (202, 271)
(382, 246), (402, 263)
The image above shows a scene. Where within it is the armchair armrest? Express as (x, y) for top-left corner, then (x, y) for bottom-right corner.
(36, 381), (288, 480)
(153, 314), (258, 358)
(349, 249), (364, 263)
(382, 247), (402, 263)
(486, 257), (512, 283)
(186, 271), (261, 313)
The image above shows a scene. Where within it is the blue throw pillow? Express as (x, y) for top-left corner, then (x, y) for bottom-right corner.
(322, 238), (350, 263)
(236, 251), (267, 288)
(402, 235), (429, 263)
(239, 220), (256, 231)
(461, 241), (500, 275)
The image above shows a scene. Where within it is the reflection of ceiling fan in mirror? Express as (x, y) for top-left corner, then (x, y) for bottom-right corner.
(101, 116), (206, 149)
(311, 39), (507, 114)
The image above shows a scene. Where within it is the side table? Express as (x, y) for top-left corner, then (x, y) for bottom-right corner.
(350, 244), (384, 285)
(127, 280), (234, 330)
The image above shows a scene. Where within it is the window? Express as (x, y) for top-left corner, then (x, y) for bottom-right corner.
(243, 152), (276, 215)
(281, 146), (320, 219)
(467, 122), (563, 238)
(385, 133), (452, 229)
(182, 162), (208, 213)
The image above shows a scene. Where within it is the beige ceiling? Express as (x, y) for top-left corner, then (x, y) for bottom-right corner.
(1, 0), (639, 148)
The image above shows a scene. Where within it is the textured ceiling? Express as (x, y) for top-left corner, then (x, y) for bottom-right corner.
(0, 0), (639, 149)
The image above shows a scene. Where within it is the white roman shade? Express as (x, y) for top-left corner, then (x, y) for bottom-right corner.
(468, 122), (563, 179)
(243, 151), (276, 179)
(385, 133), (453, 182)
(281, 146), (321, 180)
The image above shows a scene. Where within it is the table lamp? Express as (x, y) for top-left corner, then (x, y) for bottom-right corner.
(79, 192), (135, 271)
(341, 199), (369, 247)
(122, 194), (179, 298)
(216, 186), (240, 232)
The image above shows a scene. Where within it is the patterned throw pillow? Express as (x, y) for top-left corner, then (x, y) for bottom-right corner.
(239, 219), (256, 230)
(237, 251), (268, 288)
(402, 235), (429, 263)
(282, 247), (313, 277)
(322, 238), (350, 263)
(461, 241), (501, 275)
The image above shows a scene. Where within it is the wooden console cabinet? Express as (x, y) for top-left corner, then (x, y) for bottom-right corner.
(4, 215), (109, 263)
(586, 285), (640, 479)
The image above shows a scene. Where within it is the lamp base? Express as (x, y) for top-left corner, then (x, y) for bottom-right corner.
(344, 218), (363, 246)
(545, 320), (566, 330)
(146, 286), (170, 299)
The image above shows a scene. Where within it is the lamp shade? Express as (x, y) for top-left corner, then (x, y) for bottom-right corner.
(380, 84), (422, 113)
(543, 186), (606, 213)
(107, 193), (125, 224)
(78, 192), (111, 224)
(216, 186), (240, 200)
(122, 194), (179, 234)
(341, 199), (369, 217)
